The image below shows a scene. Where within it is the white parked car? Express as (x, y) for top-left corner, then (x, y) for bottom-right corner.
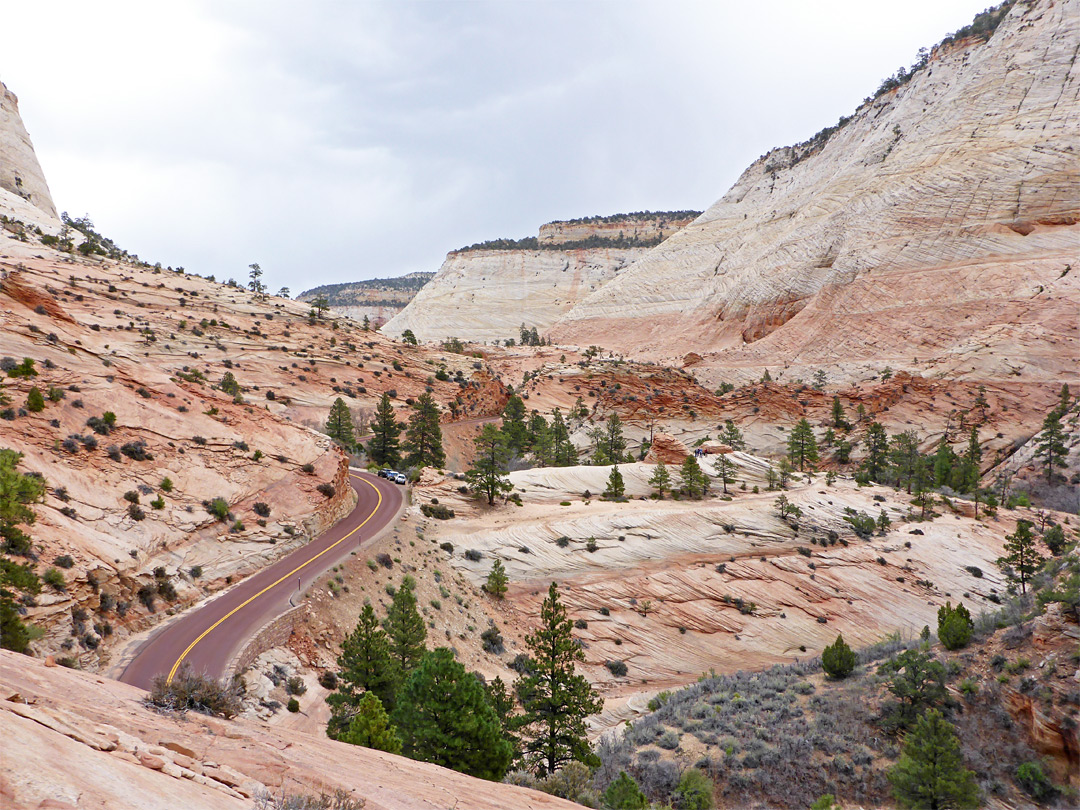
(393, 472), (407, 485)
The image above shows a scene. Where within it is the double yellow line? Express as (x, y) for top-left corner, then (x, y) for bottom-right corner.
(166, 474), (382, 684)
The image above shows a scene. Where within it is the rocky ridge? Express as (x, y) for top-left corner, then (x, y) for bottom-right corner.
(0, 80), (58, 223)
(296, 271), (435, 328)
(382, 212), (698, 344)
(549, 0), (1078, 396)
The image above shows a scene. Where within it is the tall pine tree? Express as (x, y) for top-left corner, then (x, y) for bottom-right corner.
(465, 424), (513, 505)
(787, 418), (820, 471)
(326, 602), (397, 736)
(383, 578), (427, 680)
(1035, 410), (1068, 483)
(393, 648), (512, 780)
(367, 392), (403, 467)
(862, 422), (890, 482)
(517, 582), (602, 776)
(997, 519), (1043, 595)
(324, 397), (356, 451)
(889, 709), (979, 809)
(402, 392), (445, 469)
(549, 409), (575, 467)
(501, 395), (529, 456)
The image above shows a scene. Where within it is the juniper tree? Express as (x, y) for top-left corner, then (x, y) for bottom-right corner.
(648, 459), (672, 498)
(465, 424), (513, 505)
(1035, 410), (1068, 484)
(383, 578), (427, 678)
(402, 392), (445, 469)
(219, 371), (241, 398)
(392, 648), (512, 780)
(821, 634), (856, 678)
(787, 418), (819, 471)
(25, 387), (44, 413)
(517, 582), (602, 776)
(997, 519), (1043, 594)
(324, 397), (356, 451)
(367, 392), (402, 467)
(326, 603), (397, 735)
(880, 649), (947, 730)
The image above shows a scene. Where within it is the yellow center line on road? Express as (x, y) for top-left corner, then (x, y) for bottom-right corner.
(165, 474), (383, 684)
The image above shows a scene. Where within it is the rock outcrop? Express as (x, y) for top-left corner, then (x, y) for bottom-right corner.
(382, 213), (698, 344)
(0, 651), (580, 810)
(550, 0), (1079, 394)
(0, 81), (58, 223)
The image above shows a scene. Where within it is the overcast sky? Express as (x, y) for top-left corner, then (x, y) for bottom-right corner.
(5, 0), (994, 295)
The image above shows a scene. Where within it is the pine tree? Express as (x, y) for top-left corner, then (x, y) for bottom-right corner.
(821, 634), (857, 678)
(881, 649), (947, 730)
(714, 453), (736, 494)
(932, 440), (956, 488)
(484, 675), (521, 762)
(465, 424), (513, 505)
(402, 392), (445, 469)
(569, 397), (589, 422)
(862, 422), (890, 482)
(383, 578), (427, 678)
(0, 597), (31, 653)
(324, 397), (356, 451)
(549, 409), (575, 467)
(362, 314), (371, 331)
(912, 457), (935, 520)
(591, 413), (626, 465)
(997, 519), (1043, 594)
(485, 559), (508, 598)
(517, 582), (603, 776)
(777, 457), (795, 489)
(721, 420), (746, 451)
(603, 465), (625, 500)
(526, 411), (549, 461)
(392, 648), (512, 780)
(648, 460), (672, 498)
(889, 431), (921, 493)
(889, 709), (980, 809)
(401, 329), (418, 345)
(501, 395), (529, 455)
(0, 449), (45, 556)
(1035, 410), (1068, 483)
(787, 418), (820, 471)
(367, 392), (402, 467)
(326, 603), (397, 735)
(219, 372), (241, 398)
(679, 456), (708, 499)
(1056, 383), (1071, 416)
(341, 692), (402, 754)
(830, 396), (849, 429)
(958, 427), (982, 493)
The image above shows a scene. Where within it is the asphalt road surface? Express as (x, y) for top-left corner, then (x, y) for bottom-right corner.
(119, 470), (403, 690)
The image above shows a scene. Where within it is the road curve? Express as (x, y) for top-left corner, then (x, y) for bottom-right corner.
(119, 471), (403, 690)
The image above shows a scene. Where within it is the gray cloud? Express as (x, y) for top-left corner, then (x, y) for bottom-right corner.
(4, 0), (994, 293)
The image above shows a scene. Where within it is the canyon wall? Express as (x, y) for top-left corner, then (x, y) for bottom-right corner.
(0, 80), (58, 223)
(550, 0), (1079, 392)
(382, 213), (698, 344)
(296, 271), (435, 327)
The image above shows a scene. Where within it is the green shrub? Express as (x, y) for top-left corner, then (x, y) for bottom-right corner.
(287, 698), (300, 713)
(937, 601), (973, 650)
(43, 567), (67, 591)
(603, 770), (648, 809)
(147, 666), (243, 718)
(673, 768), (715, 809)
(207, 497), (230, 521)
(821, 633), (856, 678)
(606, 659), (628, 677)
(420, 503), (455, 520)
(1015, 761), (1058, 802)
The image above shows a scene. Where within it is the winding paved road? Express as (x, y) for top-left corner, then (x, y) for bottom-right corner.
(120, 471), (403, 690)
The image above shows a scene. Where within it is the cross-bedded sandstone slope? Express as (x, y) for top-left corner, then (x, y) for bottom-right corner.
(383, 213), (698, 344)
(551, 0), (1079, 393)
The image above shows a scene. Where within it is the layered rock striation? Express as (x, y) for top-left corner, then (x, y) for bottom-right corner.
(550, 0), (1079, 392)
(382, 212), (698, 344)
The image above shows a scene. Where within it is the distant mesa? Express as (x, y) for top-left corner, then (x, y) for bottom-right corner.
(381, 210), (700, 344)
(296, 271), (436, 328)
